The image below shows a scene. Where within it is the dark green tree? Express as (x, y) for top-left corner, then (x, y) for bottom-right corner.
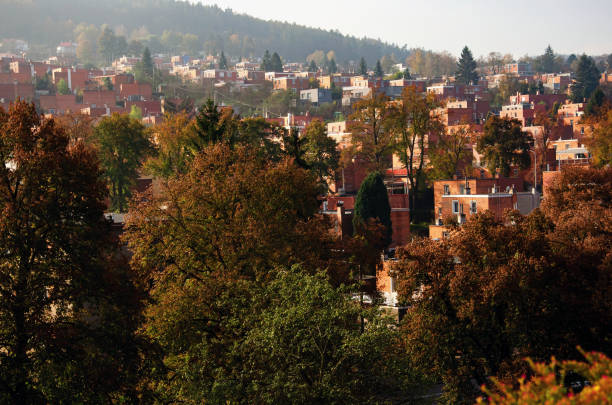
(456, 46), (478, 85)
(219, 51), (228, 69)
(93, 113), (152, 212)
(374, 60), (384, 77)
(566, 54), (577, 68)
(477, 116), (533, 177)
(103, 76), (113, 91)
(282, 128), (309, 169)
(142, 47), (153, 78)
(584, 87), (607, 117)
(359, 57), (368, 75)
(353, 171), (392, 247)
(308, 59), (317, 72)
(540, 45), (556, 73)
(403, 68), (411, 79)
(571, 54), (600, 102)
(328, 57), (338, 74)
(271, 51), (283, 72)
(192, 99), (231, 150)
(261, 50), (271, 71)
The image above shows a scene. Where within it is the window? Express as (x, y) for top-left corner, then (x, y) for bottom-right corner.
(438, 207), (442, 217)
(443, 184), (450, 195)
(459, 185), (465, 194)
(452, 200), (459, 214)
(581, 127), (585, 135)
(470, 201), (477, 214)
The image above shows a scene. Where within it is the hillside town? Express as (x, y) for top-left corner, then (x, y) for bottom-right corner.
(1, 4), (611, 403)
(0, 39), (609, 310)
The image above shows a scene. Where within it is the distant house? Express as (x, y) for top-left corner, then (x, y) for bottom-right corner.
(300, 88), (332, 105)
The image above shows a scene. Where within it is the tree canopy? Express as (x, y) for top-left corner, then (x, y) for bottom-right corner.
(456, 46), (478, 85)
(477, 116), (533, 177)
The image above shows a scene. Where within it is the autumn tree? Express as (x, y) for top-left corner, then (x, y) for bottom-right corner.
(456, 46), (478, 85)
(393, 167), (612, 404)
(124, 144), (344, 401)
(585, 109), (612, 167)
(478, 350), (612, 404)
(93, 113), (152, 212)
(346, 93), (395, 173)
(0, 101), (152, 403)
(390, 85), (444, 208)
(477, 116), (533, 177)
(428, 124), (473, 180)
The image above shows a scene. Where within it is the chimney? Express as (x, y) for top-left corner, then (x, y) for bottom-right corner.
(336, 201), (346, 240)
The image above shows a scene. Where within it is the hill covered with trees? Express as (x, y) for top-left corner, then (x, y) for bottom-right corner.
(0, 0), (410, 64)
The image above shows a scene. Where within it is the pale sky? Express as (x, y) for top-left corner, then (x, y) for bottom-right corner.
(194, 0), (612, 58)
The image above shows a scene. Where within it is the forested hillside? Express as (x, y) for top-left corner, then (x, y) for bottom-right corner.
(0, 0), (410, 63)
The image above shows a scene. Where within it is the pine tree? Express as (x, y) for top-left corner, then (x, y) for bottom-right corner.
(403, 68), (411, 79)
(359, 57), (368, 75)
(219, 51), (228, 70)
(571, 55), (600, 102)
(142, 47), (153, 78)
(328, 58), (337, 74)
(271, 52), (283, 72)
(353, 171), (392, 247)
(261, 50), (271, 71)
(456, 46), (478, 85)
(374, 60), (383, 78)
(540, 45), (556, 73)
(308, 59), (317, 72)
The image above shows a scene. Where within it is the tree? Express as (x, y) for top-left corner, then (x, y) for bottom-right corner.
(346, 93), (395, 173)
(192, 99), (232, 150)
(0, 101), (152, 403)
(142, 46), (153, 78)
(477, 116), (533, 177)
(390, 85), (444, 209)
(608, 54), (612, 70)
(429, 125), (473, 180)
(359, 57), (368, 75)
(129, 104), (142, 121)
(571, 55), (600, 102)
(478, 350), (612, 404)
(393, 179), (612, 404)
(328, 57), (337, 74)
(456, 46), (478, 85)
(98, 26), (116, 64)
(93, 113), (151, 212)
(271, 52), (283, 72)
(282, 127), (308, 169)
(219, 51), (228, 69)
(145, 112), (196, 178)
(103, 76), (113, 91)
(124, 145), (344, 401)
(403, 68), (411, 79)
(56, 78), (70, 95)
(539, 45), (556, 73)
(261, 49), (271, 71)
(374, 59), (384, 77)
(308, 59), (317, 72)
(244, 267), (422, 403)
(584, 87), (607, 117)
(585, 110), (612, 167)
(353, 171), (392, 248)
(302, 119), (340, 191)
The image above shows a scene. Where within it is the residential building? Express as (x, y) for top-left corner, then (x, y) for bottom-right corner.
(300, 88), (332, 105)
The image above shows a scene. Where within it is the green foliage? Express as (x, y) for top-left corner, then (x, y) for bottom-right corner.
(374, 59), (384, 77)
(302, 119), (340, 191)
(93, 113), (151, 212)
(586, 110), (612, 167)
(97, 26), (127, 64)
(327, 57), (338, 74)
(261, 49), (271, 71)
(271, 51), (283, 72)
(456, 45), (478, 85)
(193, 99), (230, 149)
(308, 59), (317, 72)
(584, 87), (606, 117)
(477, 116), (533, 177)
(571, 54), (600, 102)
(244, 266), (424, 404)
(103, 76), (113, 91)
(353, 171), (392, 247)
(359, 57), (368, 75)
(219, 51), (228, 69)
(429, 126), (473, 180)
(129, 104), (142, 120)
(538, 44), (557, 73)
(56, 78), (70, 95)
